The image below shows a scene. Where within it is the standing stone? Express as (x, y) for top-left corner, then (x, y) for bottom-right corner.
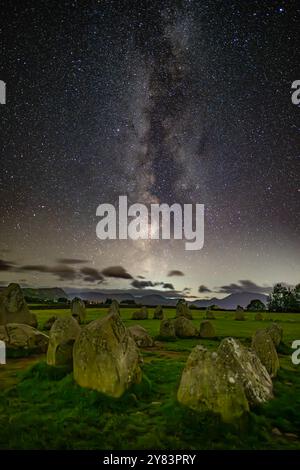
(47, 316), (81, 367)
(255, 313), (263, 321)
(0, 323), (49, 355)
(177, 345), (249, 422)
(235, 309), (245, 321)
(131, 306), (148, 320)
(174, 316), (198, 338)
(252, 329), (280, 378)
(0, 283), (37, 327)
(266, 323), (283, 348)
(44, 316), (58, 331)
(109, 299), (120, 315)
(205, 310), (215, 320)
(153, 305), (164, 320)
(199, 320), (216, 338)
(218, 338), (273, 406)
(128, 325), (154, 347)
(71, 297), (86, 324)
(73, 312), (142, 397)
(176, 299), (193, 320)
(159, 319), (176, 339)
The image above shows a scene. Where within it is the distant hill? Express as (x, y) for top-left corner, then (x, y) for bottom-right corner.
(190, 292), (268, 310)
(22, 287), (69, 301)
(67, 290), (268, 308)
(0, 284), (268, 308)
(0, 286), (69, 301)
(68, 291), (137, 303)
(68, 291), (177, 306)
(138, 294), (177, 306)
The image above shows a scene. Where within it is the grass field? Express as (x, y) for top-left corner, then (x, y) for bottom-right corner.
(0, 307), (300, 449)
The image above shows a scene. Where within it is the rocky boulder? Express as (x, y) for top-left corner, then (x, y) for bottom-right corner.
(44, 316), (58, 331)
(199, 320), (216, 338)
(174, 316), (198, 338)
(159, 319), (176, 339)
(71, 297), (86, 324)
(176, 300), (192, 320)
(131, 306), (148, 320)
(218, 338), (273, 406)
(109, 299), (120, 315)
(177, 345), (249, 422)
(0, 283), (37, 327)
(205, 310), (215, 320)
(73, 312), (142, 397)
(47, 316), (81, 367)
(128, 325), (154, 347)
(266, 323), (283, 348)
(153, 305), (164, 320)
(0, 323), (49, 355)
(252, 329), (280, 378)
(235, 310), (245, 321)
(255, 313), (263, 321)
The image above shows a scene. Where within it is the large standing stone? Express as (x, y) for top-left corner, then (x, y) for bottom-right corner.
(0, 323), (49, 355)
(176, 300), (193, 320)
(153, 305), (164, 320)
(159, 319), (176, 339)
(0, 283), (37, 327)
(199, 320), (216, 338)
(71, 297), (86, 324)
(266, 323), (283, 348)
(252, 329), (280, 378)
(109, 299), (120, 315)
(47, 316), (81, 367)
(177, 345), (249, 422)
(174, 316), (198, 338)
(44, 316), (58, 331)
(73, 313), (142, 397)
(131, 306), (148, 320)
(218, 338), (273, 406)
(128, 325), (154, 347)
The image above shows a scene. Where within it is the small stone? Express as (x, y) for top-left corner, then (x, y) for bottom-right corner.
(131, 306), (148, 320)
(272, 427), (282, 437)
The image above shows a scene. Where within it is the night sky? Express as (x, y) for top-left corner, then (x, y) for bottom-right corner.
(0, 0), (299, 299)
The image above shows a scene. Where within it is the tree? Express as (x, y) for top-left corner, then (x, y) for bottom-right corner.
(247, 299), (266, 311)
(268, 283), (300, 312)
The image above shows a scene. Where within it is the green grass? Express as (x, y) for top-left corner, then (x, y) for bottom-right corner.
(0, 307), (300, 449)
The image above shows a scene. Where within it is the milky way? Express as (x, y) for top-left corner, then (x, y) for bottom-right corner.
(0, 0), (299, 298)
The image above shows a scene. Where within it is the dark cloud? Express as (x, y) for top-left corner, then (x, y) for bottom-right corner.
(57, 258), (90, 264)
(198, 285), (212, 293)
(80, 267), (104, 282)
(131, 279), (175, 290)
(131, 279), (156, 289)
(21, 264), (77, 281)
(137, 275), (146, 279)
(168, 270), (184, 276)
(102, 266), (133, 279)
(183, 287), (191, 292)
(217, 280), (272, 294)
(162, 283), (174, 290)
(0, 259), (14, 271)
(21, 264), (49, 273)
